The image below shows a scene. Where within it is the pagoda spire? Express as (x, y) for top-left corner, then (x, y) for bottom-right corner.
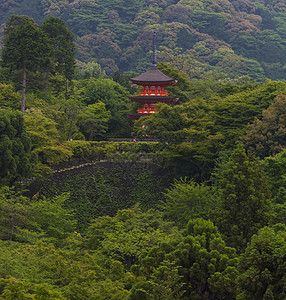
(126, 30), (178, 120)
(152, 30), (157, 68)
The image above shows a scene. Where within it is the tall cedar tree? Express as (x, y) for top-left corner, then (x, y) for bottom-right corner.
(1, 16), (52, 113)
(215, 145), (271, 250)
(41, 17), (75, 95)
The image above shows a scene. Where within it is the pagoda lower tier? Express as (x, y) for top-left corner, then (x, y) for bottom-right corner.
(127, 95), (178, 120)
(126, 63), (178, 120)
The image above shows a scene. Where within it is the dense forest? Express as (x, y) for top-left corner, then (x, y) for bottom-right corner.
(2, 1), (286, 299)
(2, 0), (286, 81)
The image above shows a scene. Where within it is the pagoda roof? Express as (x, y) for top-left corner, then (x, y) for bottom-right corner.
(127, 113), (151, 120)
(130, 67), (176, 85)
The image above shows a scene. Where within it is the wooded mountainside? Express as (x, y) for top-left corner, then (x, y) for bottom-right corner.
(3, 1), (286, 299)
(2, 0), (286, 81)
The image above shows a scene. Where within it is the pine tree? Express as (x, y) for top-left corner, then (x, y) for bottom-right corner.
(215, 145), (271, 250)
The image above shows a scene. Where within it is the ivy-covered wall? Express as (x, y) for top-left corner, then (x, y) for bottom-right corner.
(26, 162), (174, 231)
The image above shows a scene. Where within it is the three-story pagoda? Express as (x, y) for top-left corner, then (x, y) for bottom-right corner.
(127, 31), (178, 120)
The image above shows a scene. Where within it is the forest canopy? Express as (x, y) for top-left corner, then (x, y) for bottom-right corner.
(1, 0), (286, 81)
(2, 2), (286, 299)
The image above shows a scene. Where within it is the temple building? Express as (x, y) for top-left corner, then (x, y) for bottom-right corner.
(127, 31), (178, 120)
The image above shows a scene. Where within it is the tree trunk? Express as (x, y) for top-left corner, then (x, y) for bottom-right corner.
(67, 117), (72, 141)
(89, 129), (94, 141)
(45, 70), (50, 99)
(65, 77), (68, 100)
(8, 222), (15, 246)
(21, 62), (27, 113)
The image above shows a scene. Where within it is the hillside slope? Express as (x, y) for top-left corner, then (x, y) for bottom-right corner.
(1, 0), (286, 80)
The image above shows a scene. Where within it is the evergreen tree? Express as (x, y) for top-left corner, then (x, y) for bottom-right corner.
(41, 16), (75, 96)
(214, 145), (271, 250)
(1, 16), (52, 113)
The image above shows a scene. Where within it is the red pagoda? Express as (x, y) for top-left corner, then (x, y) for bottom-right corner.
(127, 31), (178, 120)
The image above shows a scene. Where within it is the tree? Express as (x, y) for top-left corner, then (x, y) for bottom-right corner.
(0, 109), (32, 185)
(160, 178), (218, 228)
(28, 193), (77, 240)
(241, 93), (286, 158)
(41, 16), (75, 96)
(162, 4), (193, 25)
(1, 16), (52, 113)
(261, 149), (286, 203)
(2, 15), (35, 38)
(85, 207), (178, 268)
(75, 61), (107, 80)
(261, 149), (286, 225)
(24, 108), (59, 149)
(130, 218), (238, 299)
(77, 102), (111, 140)
(0, 83), (20, 109)
(133, 100), (223, 179)
(82, 77), (131, 137)
(237, 225), (286, 300)
(0, 187), (29, 244)
(214, 145), (271, 250)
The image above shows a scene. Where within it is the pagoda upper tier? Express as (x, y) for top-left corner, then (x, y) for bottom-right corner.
(127, 31), (178, 120)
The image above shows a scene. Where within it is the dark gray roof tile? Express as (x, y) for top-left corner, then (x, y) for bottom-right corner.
(131, 67), (175, 84)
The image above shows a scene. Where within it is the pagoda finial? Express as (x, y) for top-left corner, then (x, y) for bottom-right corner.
(152, 30), (157, 68)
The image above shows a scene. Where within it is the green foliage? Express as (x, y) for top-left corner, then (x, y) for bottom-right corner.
(3, 0), (286, 80)
(41, 16), (75, 78)
(261, 149), (286, 203)
(131, 78), (286, 179)
(33, 145), (72, 165)
(82, 77), (131, 137)
(1, 16), (52, 113)
(28, 193), (77, 240)
(50, 140), (163, 165)
(261, 150), (286, 226)
(77, 102), (111, 141)
(237, 225), (286, 300)
(0, 276), (67, 300)
(0, 83), (20, 109)
(0, 187), (29, 243)
(0, 241), (130, 299)
(24, 109), (60, 149)
(85, 207), (178, 267)
(75, 61), (107, 80)
(212, 80), (286, 147)
(192, 11), (227, 39)
(26, 161), (173, 232)
(241, 93), (286, 158)
(0, 187), (76, 243)
(214, 145), (271, 250)
(160, 178), (219, 228)
(0, 109), (32, 185)
(133, 218), (238, 299)
(133, 100), (223, 179)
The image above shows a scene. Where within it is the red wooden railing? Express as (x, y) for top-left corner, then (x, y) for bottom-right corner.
(138, 91), (169, 96)
(137, 108), (158, 114)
